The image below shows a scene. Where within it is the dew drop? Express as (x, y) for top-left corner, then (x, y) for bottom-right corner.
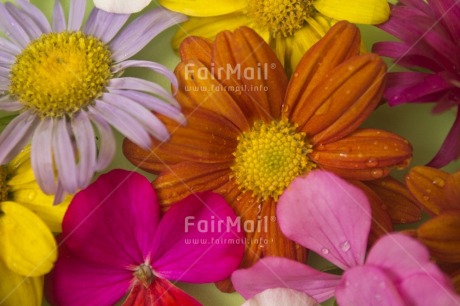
(28, 191), (36, 201)
(432, 177), (445, 187)
(340, 241), (351, 252)
(321, 248), (329, 255)
(293, 72), (299, 78)
(371, 169), (384, 178)
(366, 158), (379, 167)
(383, 145), (389, 151)
(422, 195), (430, 201)
(425, 188), (432, 194)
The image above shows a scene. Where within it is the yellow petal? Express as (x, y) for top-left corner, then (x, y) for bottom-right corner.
(9, 185), (70, 233)
(314, 0), (390, 24)
(171, 14), (253, 50)
(0, 259), (43, 306)
(0, 201), (57, 276)
(158, 0), (246, 16)
(5, 146), (32, 178)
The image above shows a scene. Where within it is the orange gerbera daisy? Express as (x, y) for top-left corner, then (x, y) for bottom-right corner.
(406, 166), (460, 292)
(123, 21), (412, 291)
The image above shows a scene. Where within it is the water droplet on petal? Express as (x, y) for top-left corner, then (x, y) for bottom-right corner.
(423, 195), (430, 201)
(28, 191), (36, 200)
(366, 158), (379, 167)
(383, 145), (389, 151)
(371, 169), (384, 178)
(432, 177), (445, 187)
(321, 248), (329, 255)
(425, 188), (432, 194)
(340, 241), (351, 252)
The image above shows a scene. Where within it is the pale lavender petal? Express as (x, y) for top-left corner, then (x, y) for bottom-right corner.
(31, 118), (57, 194)
(52, 0), (66, 32)
(16, 0), (51, 33)
(48, 245), (131, 306)
(100, 92), (170, 142)
(336, 266), (405, 306)
(53, 182), (66, 205)
(277, 170), (371, 270)
(0, 66), (9, 77)
(52, 118), (78, 194)
(110, 8), (186, 62)
(112, 60), (178, 92)
(83, 8), (129, 44)
(0, 76), (10, 90)
(0, 36), (21, 55)
(428, 108), (460, 167)
(0, 97), (22, 111)
(0, 111), (37, 164)
(151, 192), (244, 283)
(5, 3), (42, 40)
(242, 288), (320, 306)
(398, 272), (460, 305)
(61, 170), (160, 266)
(88, 110), (116, 171)
(71, 111), (96, 189)
(0, 3), (30, 48)
(90, 100), (152, 150)
(67, 0), (86, 31)
(0, 50), (16, 64)
(232, 257), (341, 303)
(109, 90), (185, 125)
(108, 77), (179, 107)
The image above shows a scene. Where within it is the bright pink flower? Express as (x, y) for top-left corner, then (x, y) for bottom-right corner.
(47, 169), (244, 305)
(232, 170), (460, 305)
(372, 0), (460, 167)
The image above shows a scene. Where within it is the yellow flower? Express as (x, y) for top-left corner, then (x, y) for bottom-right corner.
(0, 146), (70, 305)
(159, 0), (390, 74)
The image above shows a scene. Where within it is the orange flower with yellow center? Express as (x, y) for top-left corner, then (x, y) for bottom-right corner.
(123, 22), (412, 290)
(406, 166), (460, 293)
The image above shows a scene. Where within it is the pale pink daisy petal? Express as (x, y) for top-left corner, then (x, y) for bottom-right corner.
(336, 265), (405, 306)
(277, 170), (371, 270)
(83, 8), (129, 43)
(88, 110), (116, 172)
(53, 119), (79, 194)
(15, 0), (51, 33)
(151, 192), (245, 283)
(51, 0), (65, 32)
(93, 0), (152, 14)
(67, 0), (86, 31)
(242, 288), (320, 306)
(0, 4), (30, 47)
(232, 257), (340, 303)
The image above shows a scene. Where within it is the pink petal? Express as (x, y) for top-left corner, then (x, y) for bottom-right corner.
(277, 170), (371, 270)
(122, 277), (201, 306)
(47, 245), (132, 306)
(428, 107), (460, 167)
(232, 257), (341, 303)
(336, 266), (405, 306)
(242, 288), (320, 306)
(398, 273), (460, 306)
(366, 233), (448, 284)
(150, 192), (244, 283)
(62, 169), (159, 268)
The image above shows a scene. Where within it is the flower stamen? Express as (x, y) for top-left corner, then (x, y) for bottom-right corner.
(9, 32), (112, 118)
(232, 119), (315, 200)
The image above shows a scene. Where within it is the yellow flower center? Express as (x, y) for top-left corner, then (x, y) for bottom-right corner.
(246, 0), (315, 37)
(9, 32), (112, 118)
(0, 166), (8, 202)
(232, 120), (316, 200)
(134, 263), (155, 288)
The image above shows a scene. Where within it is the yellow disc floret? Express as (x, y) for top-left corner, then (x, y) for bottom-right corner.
(9, 31), (112, 118)
(247, 0), (315, 37)
(0, 166), (8, 202)
(232, 119), (316, 200)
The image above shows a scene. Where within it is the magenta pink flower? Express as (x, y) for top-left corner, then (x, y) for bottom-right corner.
(232, 170), (460, 305)
(372, 0), (460, 167)
(47, 169), (244, 305)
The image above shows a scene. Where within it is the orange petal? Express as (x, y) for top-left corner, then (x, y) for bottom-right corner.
(212, 27), (288, 122)
(417, 212), (460, 263)
(174, 59), (250, 130)
(293, 54), (386, 144)
(311, 129), (412, 181)
(446, 171), (460, 210)
(153, 161), (233, 205)
(122, 107), (239, 173)
(284, 21), (361, 118)
(179, 36), (213, 68)
(405, 166), (450, 215)
(260, 198), (307, 261)
(351, 181), (393, 246)
(365, 176), (422, 224)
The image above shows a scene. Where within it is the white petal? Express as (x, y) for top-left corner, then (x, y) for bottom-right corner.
(242, 288), (320, 306)
(93, 0), (151, 14)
